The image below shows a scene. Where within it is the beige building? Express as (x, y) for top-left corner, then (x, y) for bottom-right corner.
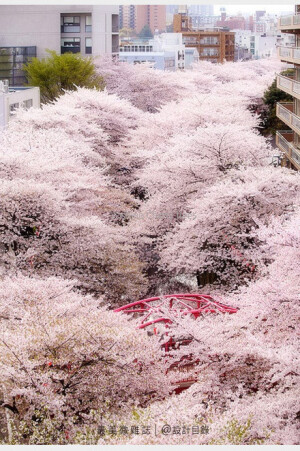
(276, 4), (300, 171)
(0, 5), (119, 59)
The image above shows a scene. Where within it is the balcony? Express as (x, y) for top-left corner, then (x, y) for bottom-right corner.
(61, 25), (80, 33)
(61, 46), (80, 54)
(276, 102), (300, 135)
(278, 46), (300, 64)
(200, 54), (219, 58)
(200, 41), (219, 45)
(278, 14), (300, 31)
(277, 74), (300, 100)
(183, 41), (200, 46)
(276, 130), (300, 170)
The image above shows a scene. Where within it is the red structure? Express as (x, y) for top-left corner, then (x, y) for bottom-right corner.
(114, 293), (238, 393)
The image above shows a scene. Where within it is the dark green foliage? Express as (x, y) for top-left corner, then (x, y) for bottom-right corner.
(23, 50), (105, 103)
(262, 69), (293, 135)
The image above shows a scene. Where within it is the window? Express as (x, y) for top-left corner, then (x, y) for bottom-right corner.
(0, 46), (36, 86)
(85, 38), (92, 54)
(183, 37), (199, 45)
(85, 15), (92, 33)
(112, 14), (118, 33)
(24, 99), (33, 109)
(165, 58), (175, 68)
(9, 102), (19, 114)
(200, 36), (219, 45)
(61, 38), (80, 54)
(201, 48), (219, 56)
(61, 16), (80, 33)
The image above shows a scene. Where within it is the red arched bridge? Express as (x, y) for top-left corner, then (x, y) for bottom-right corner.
(114, 293), (238, 393)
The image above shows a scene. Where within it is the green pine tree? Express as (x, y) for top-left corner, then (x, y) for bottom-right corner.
(23, 50), (105, 103)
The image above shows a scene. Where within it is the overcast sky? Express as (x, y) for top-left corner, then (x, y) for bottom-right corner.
(220, 4), (294, 16)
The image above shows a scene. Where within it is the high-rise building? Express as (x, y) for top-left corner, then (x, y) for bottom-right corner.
(188, 5), (214, 16)
(137, 5), (166, 34)
(166, 5), (178, 27)
(255, 10), (266, 22)
(119, 5), (136, 30)
(247, 16), (254, 32)
(119, 5), (166, 35)
(254, 22), (266, 33)
(216, 13), (246, 30)
(254, 10), (267, 33)
(276, 5), (300, 170)
(188, 5), (218, 29)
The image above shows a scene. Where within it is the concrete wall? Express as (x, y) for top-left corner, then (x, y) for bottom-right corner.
(0, 6), (61, 57)
(0, 5), (118, 58)
(0, 86), (40, 128)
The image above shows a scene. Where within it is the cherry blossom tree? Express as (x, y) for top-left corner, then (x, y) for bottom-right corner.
(97, 210), (300, 446)
(96, 55), (191, 113)
(0, 90), (148, 301)
(158, 167), (300, 289)
(0, 56), (298, 445)
(0, 276), (170, 443)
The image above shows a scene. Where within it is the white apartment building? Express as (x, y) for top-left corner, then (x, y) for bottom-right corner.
(234, 29), (294, 59)
(0, 80), (40, 128)
(120, 33), (199, 70)
(0, 5), (119, 59)
(150, 33), (186, 70)
(119, 51), (176, 71)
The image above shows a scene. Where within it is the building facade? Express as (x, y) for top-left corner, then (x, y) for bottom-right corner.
(0, 5), (119, 60)
(119, 5), (136, 31)
(189, 14), (220, 30)
(119, 33), (198, 70)
(0, 46), (36, 86)
(150, 33), (188, 70)
(119, 50), (176, 71)
(0, 79), (40, 128)
(234, 30), (279, 59)
(216, 13), (246, 30)
(119, 5), (166, 35)
(188, 5), (214, 16)
(276, 5), (300, 171)
(173, 13), (235, 63)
